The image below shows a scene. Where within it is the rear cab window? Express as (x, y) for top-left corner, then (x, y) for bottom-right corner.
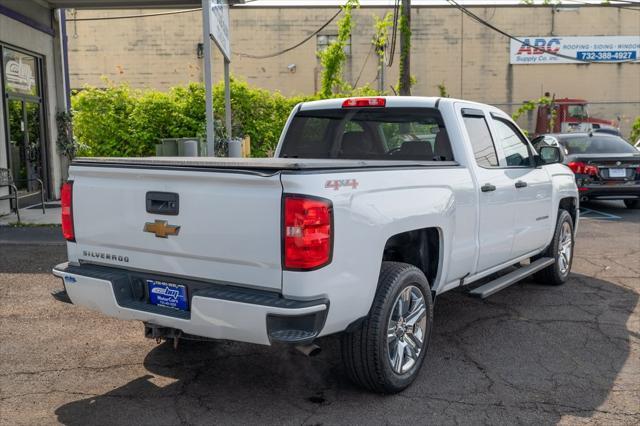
(278, 107), (454, 161)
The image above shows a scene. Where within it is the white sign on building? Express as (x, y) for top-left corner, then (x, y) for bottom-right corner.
(510, 36), (640, 64)
(209, 0), (230, 60)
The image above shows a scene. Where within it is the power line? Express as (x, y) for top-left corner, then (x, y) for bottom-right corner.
(234, 9), (342, 59)
(353, 42), (375, 87)
(387, 0), (401, 67)
(66, 8), (201, 21)
(446, 0), (638, 64)
(64, 0), (265, 21)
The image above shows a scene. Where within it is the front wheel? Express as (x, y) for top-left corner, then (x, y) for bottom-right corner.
(341, 262), (433, 393)
(624, 199), (639, 209)
(534, 209), (574, 286)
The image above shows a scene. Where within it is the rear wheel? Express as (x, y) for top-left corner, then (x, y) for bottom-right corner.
(623, 199), (639, 209)
(534, 209), (574, 286)
(341, 262), (433, 394)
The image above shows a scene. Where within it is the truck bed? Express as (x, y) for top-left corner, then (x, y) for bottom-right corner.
(73, 157), (458, 172)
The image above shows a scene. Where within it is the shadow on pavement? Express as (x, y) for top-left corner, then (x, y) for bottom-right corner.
(54, 273), (638, 424)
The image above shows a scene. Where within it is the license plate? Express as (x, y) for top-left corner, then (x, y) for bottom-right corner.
(609, 168), (626, 178)
(148, 280), (189, 311)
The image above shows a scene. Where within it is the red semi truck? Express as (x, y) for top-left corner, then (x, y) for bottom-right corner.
(535, 98), (619, 136)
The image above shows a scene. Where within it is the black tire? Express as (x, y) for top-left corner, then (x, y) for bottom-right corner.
(623, 200), (639, 209)
(534, 209), (574, 286)
(341, 261), (434, 394)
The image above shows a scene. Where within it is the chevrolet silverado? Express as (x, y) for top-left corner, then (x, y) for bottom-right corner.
(53, 97), (579, 393)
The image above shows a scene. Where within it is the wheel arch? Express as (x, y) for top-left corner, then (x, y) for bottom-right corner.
(381, 227), (442, 291)
(559, 196), (578, 226)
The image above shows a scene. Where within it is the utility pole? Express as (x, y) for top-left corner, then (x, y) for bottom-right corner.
(398, 0), (411, 96)
(202, 0), (215, 156)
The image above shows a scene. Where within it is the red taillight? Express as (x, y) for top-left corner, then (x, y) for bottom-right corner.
(342, 97), (386, 108)
(283, 195), (333, 270)
(61, 181), (75, 242)
(568, 161), (598, 176)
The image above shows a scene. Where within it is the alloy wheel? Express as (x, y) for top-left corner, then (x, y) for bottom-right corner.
(558, 221), (573, 275)
(387, 285), (427, 374)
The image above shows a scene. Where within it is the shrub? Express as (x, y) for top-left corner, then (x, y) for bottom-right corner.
(72, 82), (138, 157)
(71, 78), (379, 158)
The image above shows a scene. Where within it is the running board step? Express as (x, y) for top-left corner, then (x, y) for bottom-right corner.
(469, 257), (555, 299)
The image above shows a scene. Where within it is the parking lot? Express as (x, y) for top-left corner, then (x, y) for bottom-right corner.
(0, 201), (638, 425)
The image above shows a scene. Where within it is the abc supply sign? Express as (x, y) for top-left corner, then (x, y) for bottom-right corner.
(510, 36), (640, 64)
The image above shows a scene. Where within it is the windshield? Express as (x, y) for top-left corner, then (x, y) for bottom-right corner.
(279, 107), (454, 161)
(560, 135), (638, 155)
(566, 104), (588, 120)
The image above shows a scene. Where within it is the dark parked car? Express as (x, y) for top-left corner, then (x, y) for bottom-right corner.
(532, 132), (640, 209)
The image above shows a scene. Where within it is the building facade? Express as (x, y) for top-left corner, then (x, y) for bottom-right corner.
(66, 3), (640, 137)
(0, 0), (200, 216)
(0, 1), (69, 214)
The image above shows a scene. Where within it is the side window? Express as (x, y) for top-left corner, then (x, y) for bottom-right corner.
(493, 119), (532, 167)
(462, 115), (498, 168)
(531, 136), (545, 152)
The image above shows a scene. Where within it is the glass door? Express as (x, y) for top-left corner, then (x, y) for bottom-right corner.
(2, 46), (48, 202)
(7, 99), (44, 193)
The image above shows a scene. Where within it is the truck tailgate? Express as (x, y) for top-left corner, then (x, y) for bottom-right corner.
(69, 165), (283, 291)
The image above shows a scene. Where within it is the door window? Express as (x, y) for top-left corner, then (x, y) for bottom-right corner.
(462, 115), (498, 168)
(3, 48), (39, 97)
(493, 119), (533, 167)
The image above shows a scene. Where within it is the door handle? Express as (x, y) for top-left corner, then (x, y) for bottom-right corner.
(481, 183), (496, 193)
(515, 181), (528, 189)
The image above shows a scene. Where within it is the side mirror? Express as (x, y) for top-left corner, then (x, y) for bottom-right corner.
(537, 146), (562, 165)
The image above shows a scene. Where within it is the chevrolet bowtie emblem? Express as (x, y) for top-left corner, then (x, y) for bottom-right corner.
(143, 220), (181, 238)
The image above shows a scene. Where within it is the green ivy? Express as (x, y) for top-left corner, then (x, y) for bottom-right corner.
(630, 116), (640, 143)
(317, 0), (360, 98)
(512, 95), (556, 134)
(372, 12), (393, 71)
(56, 110), (85, 161)
(437, 82), (449, 98)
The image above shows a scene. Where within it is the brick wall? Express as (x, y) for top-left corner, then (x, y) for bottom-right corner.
(66, 5), (640, 135)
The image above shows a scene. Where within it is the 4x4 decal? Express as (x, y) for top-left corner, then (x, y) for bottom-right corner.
(325, 179), (359, 191)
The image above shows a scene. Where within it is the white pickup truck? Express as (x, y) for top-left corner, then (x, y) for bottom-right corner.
(53, 97), (578, 393)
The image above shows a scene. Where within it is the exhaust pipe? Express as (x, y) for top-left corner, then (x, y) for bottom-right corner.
(295, 344), (321, 357)
(581, 196), (589, 202)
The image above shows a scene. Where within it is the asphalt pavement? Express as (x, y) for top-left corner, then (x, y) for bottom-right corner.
(0, 201), (638, 425)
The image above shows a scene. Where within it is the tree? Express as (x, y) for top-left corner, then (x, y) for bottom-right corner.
(398, 0), (412, 95)
(372, 12), (393, 93)
(318, 0), (360, 98)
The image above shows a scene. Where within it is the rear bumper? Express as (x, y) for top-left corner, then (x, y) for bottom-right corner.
(52, 262), (328, 346)
(579, 182), (640, 200)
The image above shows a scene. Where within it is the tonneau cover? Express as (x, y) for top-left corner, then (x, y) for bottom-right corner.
(73, 156), (458, 170)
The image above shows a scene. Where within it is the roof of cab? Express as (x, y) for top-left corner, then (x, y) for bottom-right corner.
(299, 96), (441, 111)
(298, 96), (511, 119)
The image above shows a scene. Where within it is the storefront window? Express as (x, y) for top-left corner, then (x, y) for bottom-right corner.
(3, 48), (39, 97)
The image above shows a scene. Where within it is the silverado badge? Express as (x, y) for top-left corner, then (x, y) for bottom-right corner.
(143, 220), (181, 238)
